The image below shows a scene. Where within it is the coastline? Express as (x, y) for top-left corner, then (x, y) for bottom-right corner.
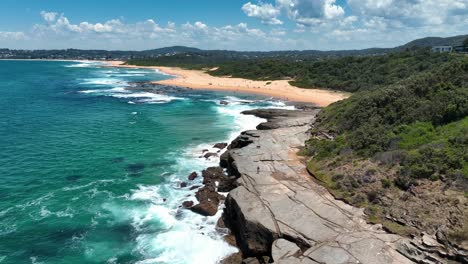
(105, 61), (350, 107)
(217, 108), (417, 263)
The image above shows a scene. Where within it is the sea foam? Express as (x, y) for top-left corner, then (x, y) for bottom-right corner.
(128, 96), (293, 264)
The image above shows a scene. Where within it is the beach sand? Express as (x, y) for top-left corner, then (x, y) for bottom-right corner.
(106, 61), (350, 107)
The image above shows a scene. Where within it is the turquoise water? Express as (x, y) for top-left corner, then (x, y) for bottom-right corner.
(0, 60), (289, 264)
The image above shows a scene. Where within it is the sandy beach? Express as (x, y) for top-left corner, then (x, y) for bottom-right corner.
(106, 61), (350, 107)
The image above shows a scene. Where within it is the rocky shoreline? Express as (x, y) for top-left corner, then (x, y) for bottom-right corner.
(183, 107), (462, 263)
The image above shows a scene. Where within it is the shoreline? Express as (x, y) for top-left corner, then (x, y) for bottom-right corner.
(105, 61), (350, 107)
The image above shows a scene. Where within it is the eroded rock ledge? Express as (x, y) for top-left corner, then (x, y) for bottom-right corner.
(220, 108), (417, 264)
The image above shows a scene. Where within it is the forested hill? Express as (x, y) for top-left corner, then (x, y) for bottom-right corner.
(397, 34), (468, 49)
(304, 54), (467, 258)
(206, 50), (456, 92)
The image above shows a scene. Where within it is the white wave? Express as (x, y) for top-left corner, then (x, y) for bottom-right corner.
(66, 61), (104, 68)
(105, 73), (146, 77)
(115, 96), (293, 263)
(80, 78), (126, 86)
(112, 92), (183, 104)
(79, 87), (127, 94)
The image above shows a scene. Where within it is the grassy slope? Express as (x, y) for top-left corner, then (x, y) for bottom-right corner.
(304, 55), (468, 242)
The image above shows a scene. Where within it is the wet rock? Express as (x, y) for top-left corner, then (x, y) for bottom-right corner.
(220, 100), (229, 105)
(190, 202), (219, 216)
(203, 152), (218, 159)
(195, 185), (222, 203)
(213, 142), (228, 149)
(182, 201), (194, 208)
(188, 172), (198, 181)
(190, 185), (223, 216)
(220, 252), (243, 264)
(189, 185), (201, 190)
(180, 182), (187, 188)
(202, 149), (209, 153)
(202, 167), (225, 185)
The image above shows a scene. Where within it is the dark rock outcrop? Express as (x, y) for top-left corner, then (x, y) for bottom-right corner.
(182, 201), (194, 208)
(188, 171), (198, 181)
(203, 152), (218, 159)
(213, 142), (228, 149)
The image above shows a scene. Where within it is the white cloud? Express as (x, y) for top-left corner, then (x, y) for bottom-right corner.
(347, 0), (468, 27)
(242, 2), (283, 24)
(40, 11), (58, 23)
(17, 11), (296, 50)
(277, 0), (345, 25)
(0, 31), (27, 40)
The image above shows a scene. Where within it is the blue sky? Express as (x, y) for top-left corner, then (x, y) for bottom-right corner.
(0, 0), (467, 51)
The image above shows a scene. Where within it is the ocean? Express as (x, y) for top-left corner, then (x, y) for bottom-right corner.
(0, 60), (291, 264)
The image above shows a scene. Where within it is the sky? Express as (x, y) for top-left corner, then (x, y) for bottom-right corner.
(0, 0), (467, 51)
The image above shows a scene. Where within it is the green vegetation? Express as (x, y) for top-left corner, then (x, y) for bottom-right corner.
(212, 50), (456, 92)
(305, 54), (467, 241)
(308, 57), (467, 181)
(129, 50), (457, 93)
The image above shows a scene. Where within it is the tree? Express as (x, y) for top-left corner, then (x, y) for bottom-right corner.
(463, 37), (468, 47)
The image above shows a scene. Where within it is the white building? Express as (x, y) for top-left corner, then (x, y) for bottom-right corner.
(431, 46), (453, 53)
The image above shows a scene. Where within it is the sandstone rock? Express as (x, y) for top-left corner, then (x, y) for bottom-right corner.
(190, 202), (218, 216)
(422, 233), (439, 248)
(242, 257), (260, 264)
(188, 171), (198, 181)
(272, 239), (301, 263)
(202, 166), (225, 185)
(221, 252), (243, 264)
(222, 108), (415, 264)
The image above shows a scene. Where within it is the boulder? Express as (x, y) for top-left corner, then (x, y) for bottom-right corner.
(180, 182), (187, 188)
(188, 171), (198, 181)
(202, 166), (225, 185)
(182, 201), (194, 208)
(213, 142), (228, 149)
(190, 202), (219, 216)
(203, 152), (218, 159)
(220, 100), (229, 105)
(188, 185), (223, 216)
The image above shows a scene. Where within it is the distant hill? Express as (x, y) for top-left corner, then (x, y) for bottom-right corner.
(140, 46), (202, 56)
(1, 34), (467, 60)
(398, 34), (468, 49)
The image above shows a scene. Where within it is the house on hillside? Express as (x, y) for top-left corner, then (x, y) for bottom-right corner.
(454, 46), (468, 53)
(431, 46), (453, 53)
